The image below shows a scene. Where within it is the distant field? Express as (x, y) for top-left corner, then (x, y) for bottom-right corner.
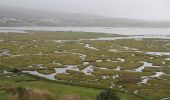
(0, 31), (170, 100)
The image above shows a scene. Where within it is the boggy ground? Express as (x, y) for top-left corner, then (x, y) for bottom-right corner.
(0, 31), (170, 100)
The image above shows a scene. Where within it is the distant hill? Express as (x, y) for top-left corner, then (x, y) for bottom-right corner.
(0, 6), (170, 27)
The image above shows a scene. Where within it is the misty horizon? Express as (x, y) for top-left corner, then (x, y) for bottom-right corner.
(0, 0), (170, 21)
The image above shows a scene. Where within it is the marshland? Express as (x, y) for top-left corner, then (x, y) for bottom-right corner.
(0, 30), (170, 100)
(1, 0), (170, 100)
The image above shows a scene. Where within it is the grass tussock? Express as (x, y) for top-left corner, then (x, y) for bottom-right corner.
(4, 86), (56, 100)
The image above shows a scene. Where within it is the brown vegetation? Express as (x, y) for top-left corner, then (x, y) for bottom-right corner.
(118, 74), (140, 83)
(4, 86), (56, 100)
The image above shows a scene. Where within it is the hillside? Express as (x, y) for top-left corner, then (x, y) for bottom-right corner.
(0, 7), (170, 27)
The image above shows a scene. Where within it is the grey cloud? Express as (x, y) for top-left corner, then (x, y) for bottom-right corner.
(0, 0), (170, 20)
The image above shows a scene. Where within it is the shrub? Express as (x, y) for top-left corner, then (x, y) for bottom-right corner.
(10, 68), (21, 73)
(96, 90), (120, 100)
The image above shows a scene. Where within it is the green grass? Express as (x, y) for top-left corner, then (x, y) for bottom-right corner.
(0, 73), (146, 100)
(0, 73), (100, 100)
(0, 91), (8, 100)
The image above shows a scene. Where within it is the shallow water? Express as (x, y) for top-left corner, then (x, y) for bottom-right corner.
(161, 97), (170, 100)
(139, 78), (150, 84)
(82, 66), (94, 75)
(84, 44), (98, 50)
(139, 72), (165, 84)
(0, 27), (170, 36)
(165, 58), (170, 60)
(134, 62), (160, 72)
(0, 29), (27, 33)
(23, 65), (80, 80)
(23, 70), (56, 80)
(149, 72), (165, 77)
(146, 52), (170, 56)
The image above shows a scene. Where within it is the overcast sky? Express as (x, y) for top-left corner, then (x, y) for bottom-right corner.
(0, 0), (170, 20)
